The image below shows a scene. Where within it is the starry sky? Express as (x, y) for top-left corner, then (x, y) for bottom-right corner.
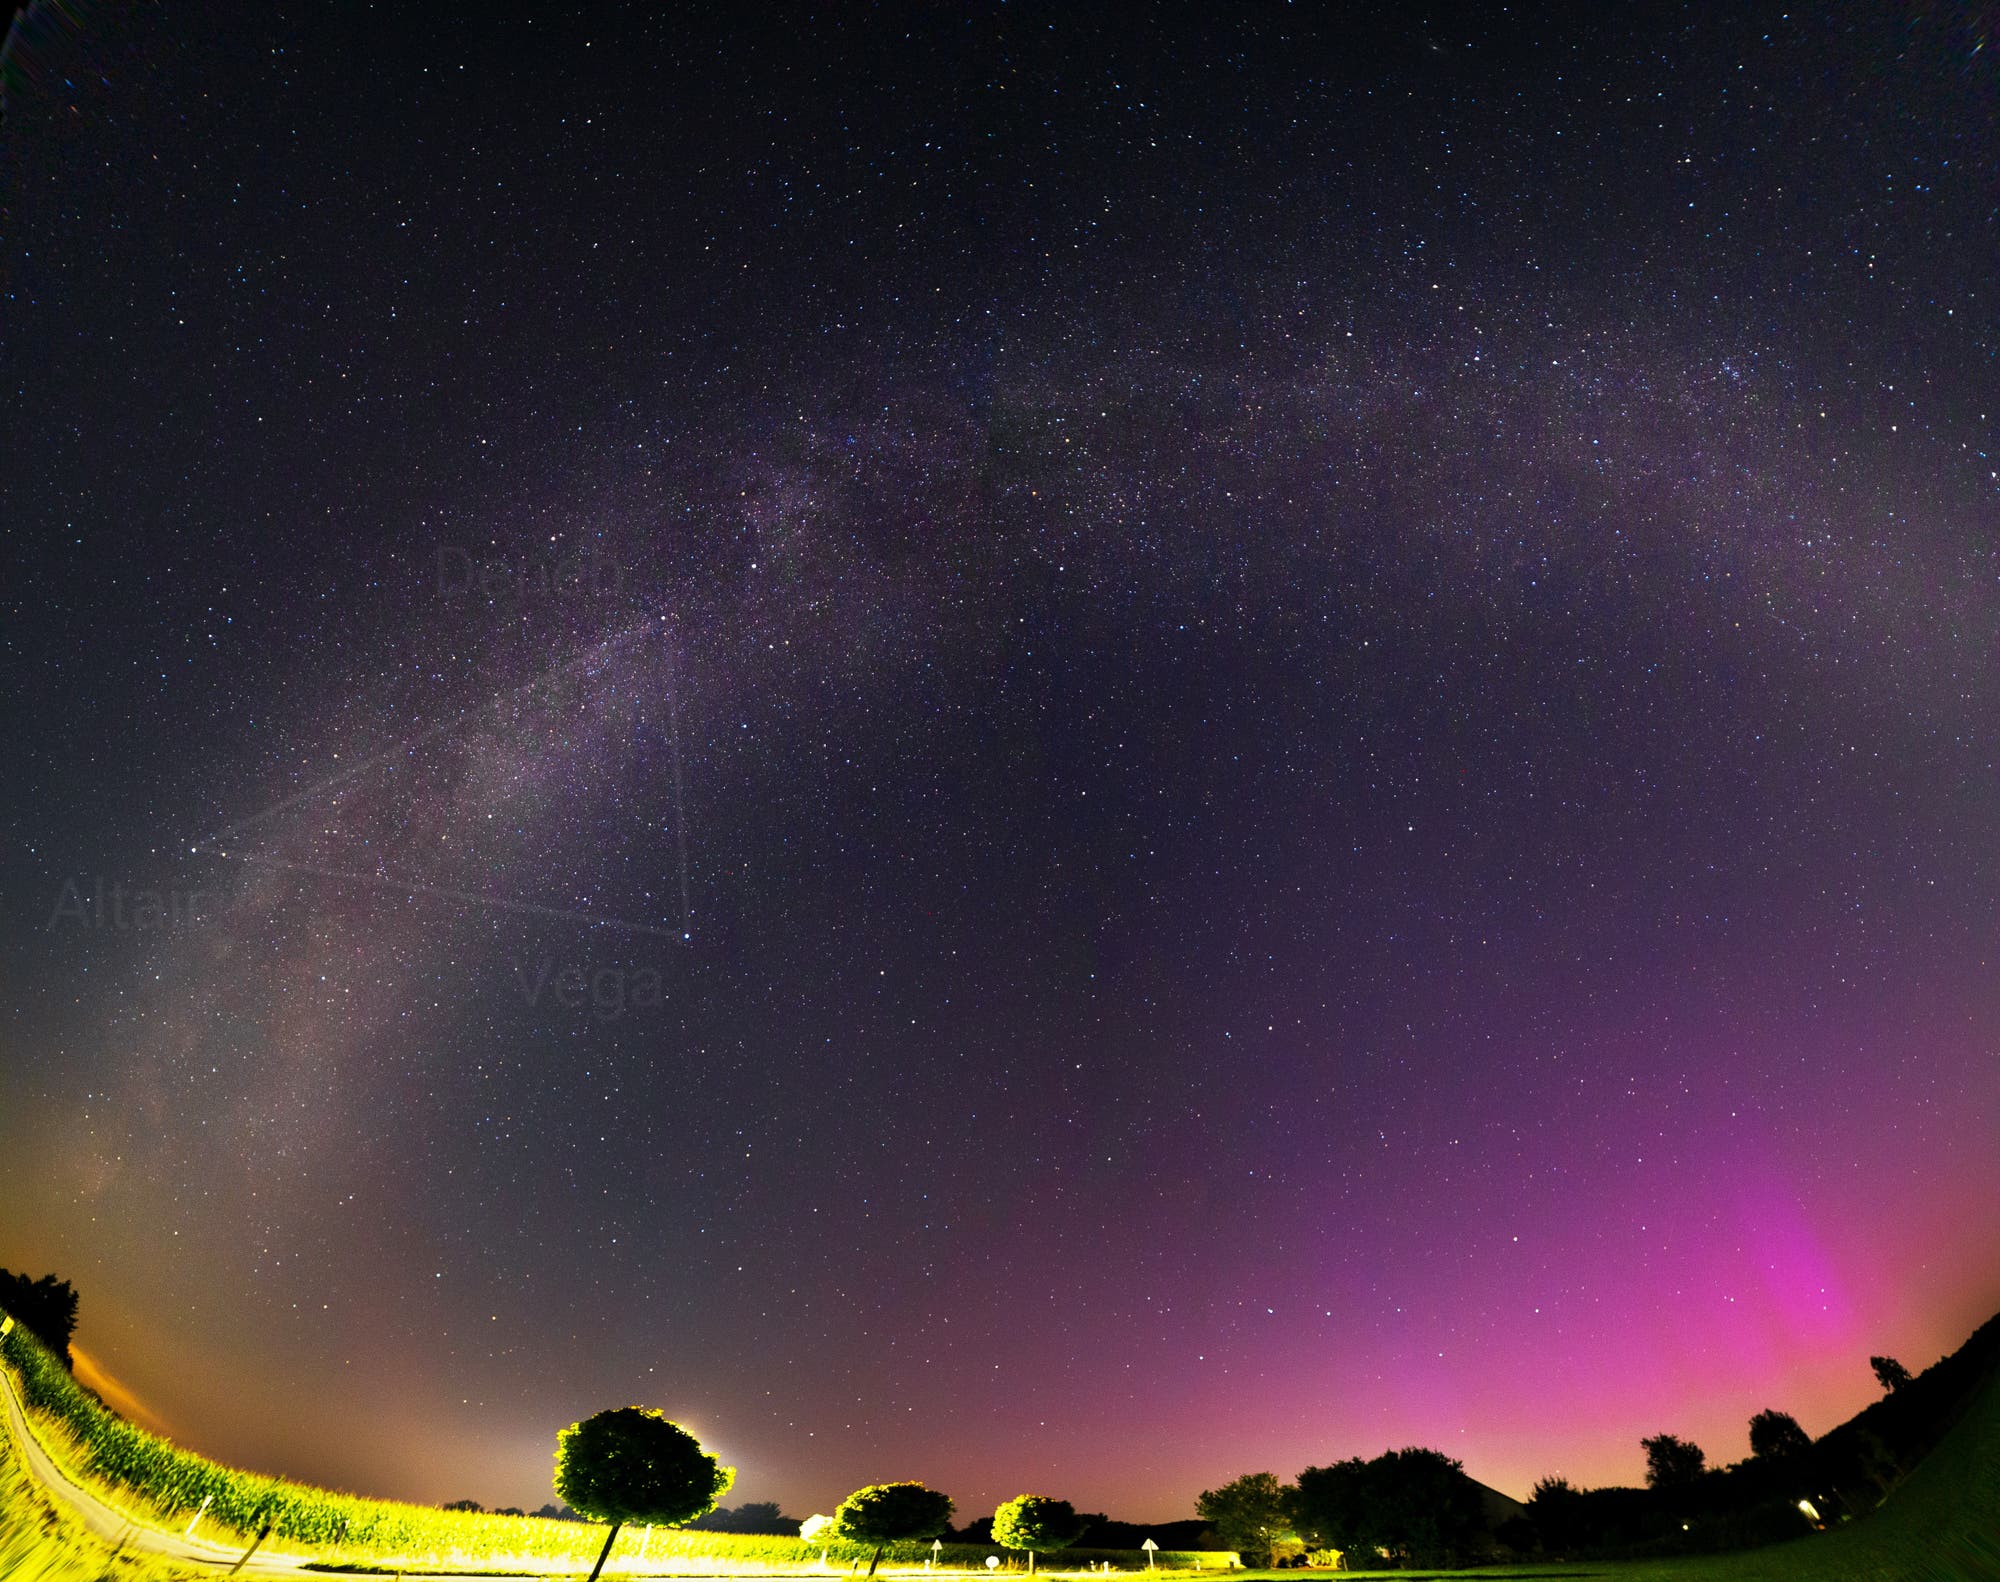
(3, 1), (1998, 1520)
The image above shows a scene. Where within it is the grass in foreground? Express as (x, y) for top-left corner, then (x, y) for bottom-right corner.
(0, 1422), (209, 1582)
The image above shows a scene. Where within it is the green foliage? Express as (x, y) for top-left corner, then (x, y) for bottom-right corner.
(1869, 1355), (1911, 1394)
(1194, 1472), (1295, 1566)
(553, 1407), (733, 1528)
(992, 1493), (1083, 1554)
(1642, 1433), (1707, 1489)
(0, 1273), (79, 1370)
(827, 1480), (956, 1546)
(1291, 1448), (1482, 1568)
(1747, 1409), (1811, 1461)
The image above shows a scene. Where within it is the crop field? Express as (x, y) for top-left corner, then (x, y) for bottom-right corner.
(0, 1322), (1229, 1575)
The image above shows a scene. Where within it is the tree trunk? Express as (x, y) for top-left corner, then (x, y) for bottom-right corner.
(226, 1522), (273, 1577)
(867, 1543), (886, 1577)
(586, 1520), (624, 1582)
(1028, 1554), (1036, 1574)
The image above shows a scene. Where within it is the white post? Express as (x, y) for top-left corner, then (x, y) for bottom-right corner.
(185, 1495), (214, 1539)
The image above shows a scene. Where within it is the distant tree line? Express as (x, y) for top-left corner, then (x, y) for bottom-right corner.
(1522, 1328), (2000, 1561)
(434, 1498), (800, 1533)
(1193, 1452), (1492, 1570)
(952, 1513), (1212, 1551)
(685, 1500), (799, 1534)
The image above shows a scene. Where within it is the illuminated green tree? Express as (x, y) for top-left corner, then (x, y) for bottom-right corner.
(826, 1481), (955, 1576)
(1195, 1472), (1297, 1567)
(553, 1408), (734, 1582)
(992, 1494), (1083, 1573)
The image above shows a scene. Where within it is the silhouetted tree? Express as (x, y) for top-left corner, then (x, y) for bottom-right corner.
(443, 1499), (485, 1513)
(1641, 1434), (1706, 1489)
(689, 1501), (798, 1535)
(1525, 1474), (1583, 1553)
(1368, 1448), (1485, 1566)
(1288, 1460), (1370, 1561)
(1870, 1355), (1912, 1394)
(1748, 1409), (1811, 1460)
(553, 1408), (734, 1582)
(1194, 1472), (1295, 1567)
(0, 1270), (80, 1369)
(826, 1481), (955, 1577)
(1292, 1449), (1482, 1567)
(993, 1495), (1084, 1573)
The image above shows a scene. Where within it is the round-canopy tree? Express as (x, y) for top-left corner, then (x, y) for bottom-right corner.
(554, 1407), (735, 1582)
(1748, 1409), (1812, 1461)
(826, 1481), (956, 1576)
(992, 1494), (1083, 1573)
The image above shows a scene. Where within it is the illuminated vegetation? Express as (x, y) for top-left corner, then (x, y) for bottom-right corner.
(0, 1322), (1228, 1573)
(0, 1416), (206, 1582)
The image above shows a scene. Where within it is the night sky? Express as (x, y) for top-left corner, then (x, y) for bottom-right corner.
(3, 2), (1998, 1522)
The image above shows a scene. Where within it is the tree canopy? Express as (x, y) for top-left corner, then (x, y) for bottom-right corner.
(0, 1270), (79, 1369)
(553, 1408), (734, 1582)
(1194, 1472), (1295, 1566)
(826, 1481), (956, 1575)
(1748, 1409), (1812, 1460)
(1291, 1448), (1483, 1568)
(1640, 1433), (1707, 1489)
(1870, 1355), (1912, 1394)
(992, 1494), (1083, 1570)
